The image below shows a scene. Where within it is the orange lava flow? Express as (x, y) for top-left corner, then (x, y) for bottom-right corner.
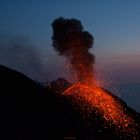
(62, 83), (138, 139)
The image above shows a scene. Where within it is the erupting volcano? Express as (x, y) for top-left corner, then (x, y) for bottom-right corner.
(0, 17), (139, 140)
(51, 17), (139, 139)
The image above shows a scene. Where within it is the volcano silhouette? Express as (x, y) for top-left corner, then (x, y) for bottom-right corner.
(0, 65), (139, 140)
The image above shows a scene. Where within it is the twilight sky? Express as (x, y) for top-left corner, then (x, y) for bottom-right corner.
(0, 0), (140, 112)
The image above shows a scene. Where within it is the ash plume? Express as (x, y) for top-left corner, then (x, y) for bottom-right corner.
(52, 17), (95, 83)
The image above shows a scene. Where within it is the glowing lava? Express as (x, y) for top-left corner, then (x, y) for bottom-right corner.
(62, 83), (138, 139)
(51, 17), (139, 139)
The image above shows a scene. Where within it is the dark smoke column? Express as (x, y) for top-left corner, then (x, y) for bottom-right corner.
(52, 17), (95, 84)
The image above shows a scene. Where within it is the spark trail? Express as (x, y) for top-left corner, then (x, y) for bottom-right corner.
(62, 83), (138, 139)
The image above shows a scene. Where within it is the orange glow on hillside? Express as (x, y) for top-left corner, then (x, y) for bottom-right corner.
(62, 83), (138, 139)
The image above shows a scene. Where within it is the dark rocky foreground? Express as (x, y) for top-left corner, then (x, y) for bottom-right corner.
(0, 65), (139, 140)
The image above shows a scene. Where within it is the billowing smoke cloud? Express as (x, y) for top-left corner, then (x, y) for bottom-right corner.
(52, 17), (95, 83)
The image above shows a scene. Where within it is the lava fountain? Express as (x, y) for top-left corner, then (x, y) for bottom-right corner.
(51, 17), (139, 139)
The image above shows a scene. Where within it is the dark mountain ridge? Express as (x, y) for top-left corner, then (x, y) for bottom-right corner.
(0, 65), (139, 139)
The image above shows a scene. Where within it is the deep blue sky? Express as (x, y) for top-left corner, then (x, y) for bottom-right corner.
(0, 0), (140, 112)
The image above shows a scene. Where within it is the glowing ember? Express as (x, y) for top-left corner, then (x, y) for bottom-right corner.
(62, 83), (138, 139)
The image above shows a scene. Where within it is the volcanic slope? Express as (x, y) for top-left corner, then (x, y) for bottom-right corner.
(62, 83), (140, 139)
(0, 65), (139, 140)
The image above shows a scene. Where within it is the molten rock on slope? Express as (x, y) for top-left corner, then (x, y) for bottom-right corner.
(62, 83), (140, 140)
